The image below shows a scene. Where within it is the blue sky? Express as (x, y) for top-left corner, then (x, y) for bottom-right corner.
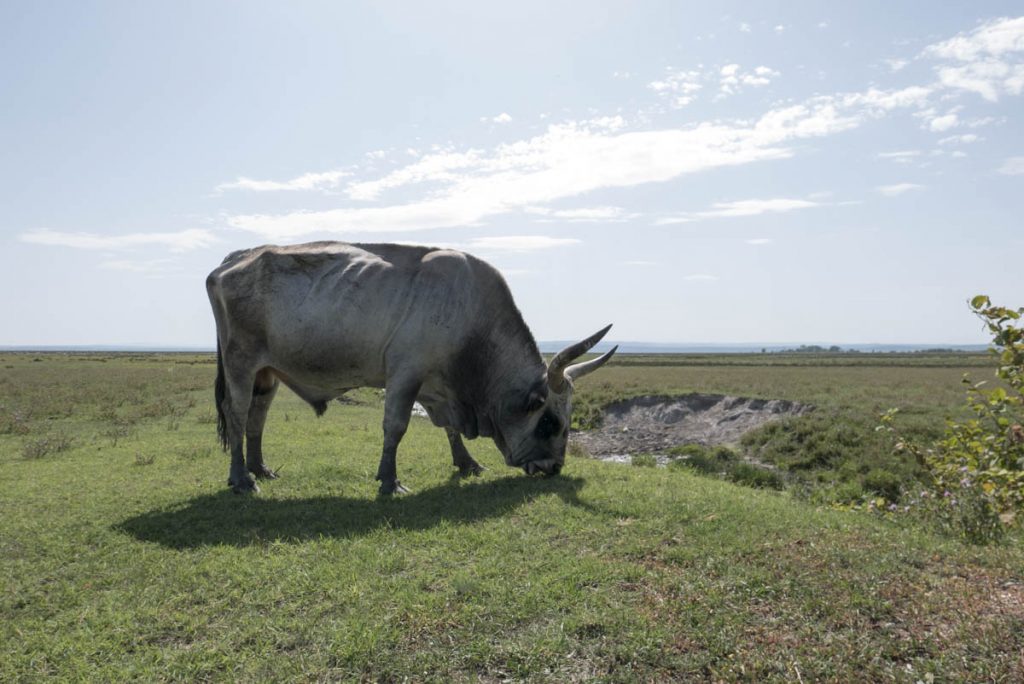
(2, 1), (1023, 347)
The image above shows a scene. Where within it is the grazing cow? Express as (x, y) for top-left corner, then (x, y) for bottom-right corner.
(206, 241), (616, 494)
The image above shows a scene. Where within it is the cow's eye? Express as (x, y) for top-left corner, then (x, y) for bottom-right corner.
(535, 411), (561, 440)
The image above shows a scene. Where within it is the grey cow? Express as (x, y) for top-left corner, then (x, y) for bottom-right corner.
(206, 241), (616, 494)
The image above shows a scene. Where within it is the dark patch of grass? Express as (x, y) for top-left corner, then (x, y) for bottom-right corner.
(728, 462), (784, 489)
(668, 443), (782, 489)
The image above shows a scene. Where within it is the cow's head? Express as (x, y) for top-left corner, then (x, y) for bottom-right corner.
(495, 324), (616, 475)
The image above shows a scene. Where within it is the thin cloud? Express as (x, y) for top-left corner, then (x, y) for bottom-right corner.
(216, 169), (351, 193)
(657, 198), (821, 224)
(877, 150), (923, 162)
(746, 238), (774, 245)
(528, 205), (637, 222)
(876, 183), (925, 196)
(998, 156), (1024, 175)
(98, 258), (184, 277)
(482, 112), (513, 124)
(684, 274), (719, 281)
(20, 228), (217, 252)
(466, 235), (580, 252)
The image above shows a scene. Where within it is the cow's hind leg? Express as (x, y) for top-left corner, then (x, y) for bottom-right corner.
(246, 368), (280, 480)
(447, 428), (484, 477)
(376, 377), (421, 495)
(221, 352), (259, 494)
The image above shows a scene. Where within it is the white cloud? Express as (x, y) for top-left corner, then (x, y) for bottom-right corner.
(876, 183), (925, 197)
(625, 260), (658, 266)
(719, 64), (780, 96)
(216, 169), (351, 193)
(528, 206), (636, 222)
(20, 228), (217, 252)
(928, 112), (959, 131)
(923, 17), (1024, 102)
(877, 150), (922, 163)
(885, 58), (909, 72)
(739, 22), (751, 33)
(657, 198), (821, 225)
(345, 148), (484, 201)
(938, 133), (980, 145)
(466, 235), (580, 252)
(998, 156), (1024, 175)
(923, 16), (1024, 62)
(483, 112), (513, 124)
(746, 238), (773, 245)
(648, 68), (703, 108)
(774, 25), (785, 34)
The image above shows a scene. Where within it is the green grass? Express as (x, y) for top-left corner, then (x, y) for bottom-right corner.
(2, 353), (1023, 681)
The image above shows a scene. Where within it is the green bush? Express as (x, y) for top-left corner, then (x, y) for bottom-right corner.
(863, 468), (902, 502)
(880, 296), (1024, 543)
(728, 462), (783, 490)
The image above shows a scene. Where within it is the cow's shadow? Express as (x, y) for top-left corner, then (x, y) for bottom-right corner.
(116, 475), (593, 549)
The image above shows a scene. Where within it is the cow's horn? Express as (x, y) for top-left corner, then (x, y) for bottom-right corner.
(548, 324), (613, 393)
(566, 345), (618, 382)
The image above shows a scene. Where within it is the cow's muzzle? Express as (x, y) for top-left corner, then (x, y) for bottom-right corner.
(524, 459), (562, 476)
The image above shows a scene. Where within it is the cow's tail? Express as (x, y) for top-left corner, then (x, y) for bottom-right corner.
(215, 340), (229, 452)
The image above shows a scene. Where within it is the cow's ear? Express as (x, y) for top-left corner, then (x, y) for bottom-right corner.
(524, 382), (548, 412)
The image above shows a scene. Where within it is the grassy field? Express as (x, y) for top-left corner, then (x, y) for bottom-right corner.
(2, 352), (1023, 681)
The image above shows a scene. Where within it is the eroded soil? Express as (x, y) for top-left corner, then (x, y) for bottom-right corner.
(572, 393), (812, 457)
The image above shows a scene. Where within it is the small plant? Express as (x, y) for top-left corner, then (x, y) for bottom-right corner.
(102, 420), (136, 446)
(631, 454), (657, 468)
(133, 452), (156, 466)
(567, 439), (592, 459)
(21, 432), (74, 459)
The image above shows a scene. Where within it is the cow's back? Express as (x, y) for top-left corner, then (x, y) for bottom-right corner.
(207, 241), (488, 389)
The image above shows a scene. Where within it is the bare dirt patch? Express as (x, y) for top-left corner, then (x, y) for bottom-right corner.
(572, 393), (812, 458)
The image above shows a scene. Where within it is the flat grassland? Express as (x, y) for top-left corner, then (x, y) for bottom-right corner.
(2, 352), (1022, 682)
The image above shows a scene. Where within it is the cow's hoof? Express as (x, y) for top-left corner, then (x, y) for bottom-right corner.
(456, 462), (485, 477)
(378, 480), (410, 496)
(229, 476), (259, 494)
(248, 464), (279, 480)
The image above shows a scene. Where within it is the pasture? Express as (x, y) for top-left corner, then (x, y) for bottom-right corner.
(2, 352), (1023, 681)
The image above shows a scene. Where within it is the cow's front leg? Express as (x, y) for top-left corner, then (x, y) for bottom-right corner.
(447, 428), (484, 477)
(376, 378), (421, 495)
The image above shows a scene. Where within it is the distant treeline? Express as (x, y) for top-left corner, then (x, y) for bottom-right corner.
(774, 345), (978, 354)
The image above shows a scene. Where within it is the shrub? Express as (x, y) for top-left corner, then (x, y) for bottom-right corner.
(21, 432), (74, 459)
(880, 296), (1024, 543)
(728, 462), (783, 490)
(863, 468), (902, 502)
